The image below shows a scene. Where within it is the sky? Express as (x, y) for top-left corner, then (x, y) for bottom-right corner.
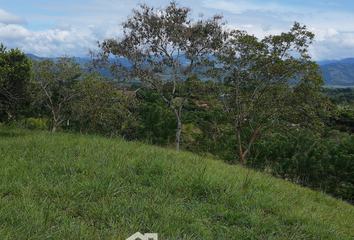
(0, 0), (354, 61)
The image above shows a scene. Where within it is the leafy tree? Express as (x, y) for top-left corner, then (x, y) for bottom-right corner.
(134, 88), (177, 146)
(71, 73), (138, 138)
(31, 57), (82, 132)
(92, 1), (226, 150)
(209, 22), (329, 165)
(0, 44), (32, 119)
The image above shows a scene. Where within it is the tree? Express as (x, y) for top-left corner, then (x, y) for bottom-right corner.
(92, 1), (226, 150)
(72, 73), (138, 138)
(32, 57), (82, 132)
(209, 22), (328, 165)
(0, 44), (32, 119)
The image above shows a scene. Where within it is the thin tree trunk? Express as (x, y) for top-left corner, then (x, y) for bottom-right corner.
(237, 127), (245, 166)
(174, 109), (182, 151)
(242, 127), (259, 162)
(175, 119), (182, 151)
(237, 126), (260, 166)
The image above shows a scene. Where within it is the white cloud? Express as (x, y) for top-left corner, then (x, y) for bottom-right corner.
(309, 32), (354, 60)
(1, 0), (354, 60)
(309, 27), (339, 41)
(201, 0), (354, 32)
(0, 25), (99, 57)
(0, 8), (27, 25)
(0, 23), (32, 41)
(200, 0), (354, 60)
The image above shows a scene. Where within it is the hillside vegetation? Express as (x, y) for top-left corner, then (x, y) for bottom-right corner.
(322, 63), (354, 85)
(1, 129), (354, 239)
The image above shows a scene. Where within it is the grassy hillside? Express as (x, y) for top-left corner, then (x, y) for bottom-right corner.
(0, 130), (354, 239)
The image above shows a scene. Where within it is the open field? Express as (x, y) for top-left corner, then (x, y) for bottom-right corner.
(0, 129), (354, 239)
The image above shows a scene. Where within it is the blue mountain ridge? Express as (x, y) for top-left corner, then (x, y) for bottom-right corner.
(26, 54), (354, 86)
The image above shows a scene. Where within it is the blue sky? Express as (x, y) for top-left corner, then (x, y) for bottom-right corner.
(1, 0), (354, 60)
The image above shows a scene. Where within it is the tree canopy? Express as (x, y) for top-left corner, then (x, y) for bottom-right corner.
(0, 44), (32, 119)
(92, 0), (226, 150)
(31, 57), (82, 132)
(209, 22), (329, 165)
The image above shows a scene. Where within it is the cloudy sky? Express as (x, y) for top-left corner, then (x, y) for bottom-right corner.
(0, 0), (353, 60)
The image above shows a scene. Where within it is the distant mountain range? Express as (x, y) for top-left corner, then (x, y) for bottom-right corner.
(26, 54), (354, 86)
(26, 53), (128, 79)
(316, 58), (354, 86)
(25, 53), (129, 68)
(316, 58), (354, 66)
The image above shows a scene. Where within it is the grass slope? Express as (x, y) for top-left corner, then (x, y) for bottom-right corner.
(0, 130), (354, 239)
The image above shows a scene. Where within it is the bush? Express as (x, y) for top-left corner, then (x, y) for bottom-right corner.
(71, 75), (138, 139)
(26, 118), (50, 130)
(249, 130), (354, 203)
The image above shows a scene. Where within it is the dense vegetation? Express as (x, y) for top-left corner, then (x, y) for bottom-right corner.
(1, 63), (354, 204)
(1, 1), (354, 237)
(0, 130), (353, 239)
(0, 44), (32, 120)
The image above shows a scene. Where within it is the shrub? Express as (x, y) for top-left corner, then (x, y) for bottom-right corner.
(249, 130), (354, 203)
(26, 118), (50, 130)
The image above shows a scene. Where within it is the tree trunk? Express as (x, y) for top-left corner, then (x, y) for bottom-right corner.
(174, 108), (182, 151)
(237, 125), (260, 166)
(237, 128), (245, 166)
(52, 125), (57, 133)
(52, 119), (60, 132)
(175, 120), (182, 151)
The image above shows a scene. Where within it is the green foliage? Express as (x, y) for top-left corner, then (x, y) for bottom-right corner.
(26, 118), (50, 130)
(249, 130), (354, 202)
(177, 96), (353, 203)
(71, 73), (138, 139)
(180, 100), (237, 160)
(0, 44), (32, 119)
(31, 57), (82, 132)
(134, 88), (177, 146)
(208, 22), (328, 165)
(94, 1), (226, 150)
(337, 110), (354, 128)
(321, 87), (354, 108)
(185, 123), (194, 133)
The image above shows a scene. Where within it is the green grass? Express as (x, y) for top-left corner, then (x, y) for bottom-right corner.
(1, 129), (354, 239)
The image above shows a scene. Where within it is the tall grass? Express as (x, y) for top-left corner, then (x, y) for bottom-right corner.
(0, 129), (353, 239)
